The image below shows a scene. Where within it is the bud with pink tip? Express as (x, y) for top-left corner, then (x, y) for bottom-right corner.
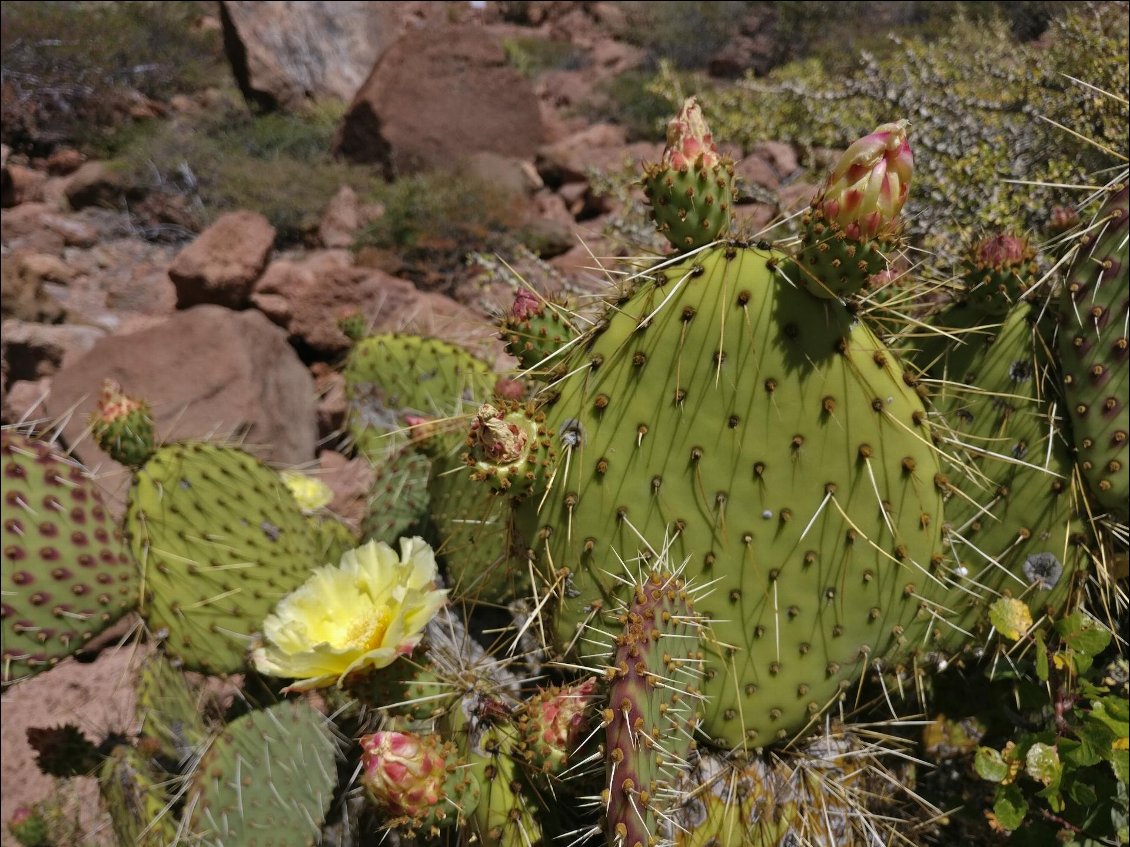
(518, 676), (599, 774)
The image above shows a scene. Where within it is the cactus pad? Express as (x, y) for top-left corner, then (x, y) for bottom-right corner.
(2, 431), (137, 683)
(126, 443), (322, 674)
(187, 701), (337, 847)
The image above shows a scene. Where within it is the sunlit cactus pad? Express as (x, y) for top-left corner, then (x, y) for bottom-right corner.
(127, 442), (322, 674)
(1, 430), (136, 683)
(187, 701), (337, 847)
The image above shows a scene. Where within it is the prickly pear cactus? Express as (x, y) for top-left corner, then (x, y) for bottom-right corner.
(135, 652), (209, 765)
(126, 443), (322, 674)
(642, 97), (735, 251)
(960, 233), (1038, 316)
(1, 430), (137, 683)
(99, 744), (180, 847)
(523, 244), (953, 748)
(343, 333), (496, 458)
(187, 701), (337, 847)
(915, 300), (1087, 638)
(1058, 185), (1128, 522)
(360, 447), (432, 544)
(502, 289), (581, 373)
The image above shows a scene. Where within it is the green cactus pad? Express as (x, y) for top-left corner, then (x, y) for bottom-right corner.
(361, 448), (432, 545)
(187, 701), (337, 847)
(2, 431), (137, 683)
(127, 443), (323, 674)
(136, 652), (209, 765)
(99, 744), (180, 847)
(343, 334), (496, 459)
(523, 244), (954, 748)
(915, 302), (1086, 639)
(501, 292), (581, 373)
(1058, 186), (1128, 521)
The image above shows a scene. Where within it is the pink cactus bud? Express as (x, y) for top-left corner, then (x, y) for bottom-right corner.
(510, 288), (543, 321)
(817, 120), (912, 240)
(536, 676), (597, 752)
(662, 97), (721, 171)
(94, 379), (145, 424)
(360, 731), (447, 818)
(972, 233), (1033, 271)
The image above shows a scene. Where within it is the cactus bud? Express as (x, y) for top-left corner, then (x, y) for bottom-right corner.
(337, 308), (367, 343)
(518, 676), (599, 774)
(360, 731), (479, 831)
(961, 232), (1037, 314)
(7, 806), (49, 847)
(817, 120), (912, 241)
(642, 97), (735, 252)
(89, 379), (155, 467)
(464, 401), (553, 495)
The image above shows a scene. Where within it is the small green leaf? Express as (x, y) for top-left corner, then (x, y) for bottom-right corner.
(1110, 748), (1129, 784)
(976, 746), (1010, 782)
(994, 784), (1029, 830)
(1056, 612), (1112, 658)
(1026, 741), (1062, 786)
(990, 597), (1033, 641)
(1068, 777), (1098, 807)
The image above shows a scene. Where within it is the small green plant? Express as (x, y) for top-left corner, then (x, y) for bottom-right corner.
(0, 1), (223, 154)
(973, 611), (1128, 845)
(502, 37), (585, 78)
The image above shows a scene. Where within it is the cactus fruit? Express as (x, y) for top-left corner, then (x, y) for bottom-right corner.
(1057, 184), (1129, 522)
(515, 675), (599, 776)
(360, 730), (481, 834)
(99, 744), (179, 847)
(89, 379), (156, 468)
(6, 806), (49, 847)
(523, 243), (954, 748)
(465, 402), (557, 496)
(502, 289), (581, 372)
(126, 442), (323, 674)
(642, 97), (735, 252)
(2, 430), (137, 683)
(794, 120), (912, 300)
(961, 233), (1038, 316)
(602, 569), (704, 847)
(187, 701), (337, 847)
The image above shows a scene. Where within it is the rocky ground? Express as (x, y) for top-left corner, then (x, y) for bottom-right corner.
(0, 2), (851, 841)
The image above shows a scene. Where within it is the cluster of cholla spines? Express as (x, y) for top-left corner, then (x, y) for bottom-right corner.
(5, 95), (1126, 847)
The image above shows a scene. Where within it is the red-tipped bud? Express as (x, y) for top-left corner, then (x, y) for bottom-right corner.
(468, 403), (529, 465)
(817, 120), (912, 241)
(521, 676), (599, 773)
(662, 97), (721, 171)
(89, 379), (154, 467)
(360, 731), (448, 819)
(510, 288), (543, 321)
(972, 233), (1033, 270)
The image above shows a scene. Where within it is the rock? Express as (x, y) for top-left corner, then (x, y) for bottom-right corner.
(733, 202), (777, 234)
(63, 162), (124, 210)
(1, 252), (65, 324)
(535, 123), (626, 186)
(2, 164), (46, 207)
(0, 319), (105, 384)
(1, 203), (65, 253)
(1, 377), (52, 424)
(316, 449), (375, 529)
(735, 153), (780, 193)
(750, 140), (799, 181)
(464, 152), (542, 199)
(16, 253), (76, 286)
(220, 1), (447, 111)
(311, 361), (346, 440)
(167, 210), (275, 308)
(251, 252), (497, 359)
(45, 305), (318, 485)
(45, 147), (85, 176)
(318, 185), (382, 249)
(778, 179), (822, 215)
(44, 214), (98, 247)
(334, 25), (545, 175)
(708, 5), (789, 78)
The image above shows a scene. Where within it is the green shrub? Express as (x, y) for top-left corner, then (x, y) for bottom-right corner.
(585, 70), (684, 142)
(619, 1), (752, 70)
(356, 169), (527, 290)
(502, 37), (586, 78)
(0, 1), (223, 154)
(115, 99), (372, 244)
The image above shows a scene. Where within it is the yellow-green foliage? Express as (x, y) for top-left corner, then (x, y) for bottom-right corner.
(114, 98), (371, 243)
(0, 1), (223, 153)
(699, 3), (1129, 255)
(501, 36), (585, 78)
(356, 169), (527, 289)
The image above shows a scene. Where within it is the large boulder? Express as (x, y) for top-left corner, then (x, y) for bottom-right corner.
(45, 305), (317, 485)
(167, 211), (275, 309)
(220, 1), (447, 110)
(334, 25), (545, 175)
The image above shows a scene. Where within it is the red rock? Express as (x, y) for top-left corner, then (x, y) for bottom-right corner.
(45, 148), (85, 176)
(220, 1), (448, 110)
(536, 123), (626, 186)
(168, 210), (275, 308)
(0, 319), (105, 383)
(735, 154), (780, 192)
(15, 253), (76, 286)
(3, 164), (46, 206)
(45, 305), (318, 488)
(318, 185), (382, 249)
(316, 449), (375, 529)
(1, 377), (52, 424)
(335, 25), (545, 175)
(750, 140), (799, 180)
(63, 162), (124, 210)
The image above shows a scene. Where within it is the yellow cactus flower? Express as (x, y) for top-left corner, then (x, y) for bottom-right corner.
(280, 469), (334, 513)
(252, 537), (447, 691)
